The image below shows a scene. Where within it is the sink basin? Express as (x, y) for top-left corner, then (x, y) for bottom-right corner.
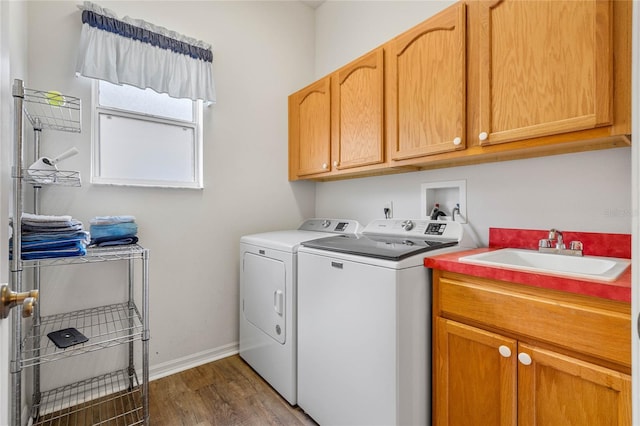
(459, 248), (630, 282)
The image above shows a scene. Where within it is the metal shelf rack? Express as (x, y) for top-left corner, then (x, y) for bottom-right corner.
(31, 369), (144, 426)
(22, 302), (144, 368)
(22, 87), (82, 133)
(10, 79), (149, 426)
(22, 245), (148, 268)
(23, 169), (82, 187)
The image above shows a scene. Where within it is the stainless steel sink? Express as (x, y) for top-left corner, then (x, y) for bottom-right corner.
(458, 248), (630, 282)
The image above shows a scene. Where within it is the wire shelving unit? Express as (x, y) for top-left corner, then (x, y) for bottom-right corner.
(10, 79), (149, 426)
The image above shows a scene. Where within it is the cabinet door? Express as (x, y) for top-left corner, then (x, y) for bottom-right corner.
(477, 0), (613, 146)
(387, 3), (466, 161)
(288, 77), (331, 178)
(331, 48), (384, 170)
(517, 343), (631, 426)
(434, 318), (517, 426)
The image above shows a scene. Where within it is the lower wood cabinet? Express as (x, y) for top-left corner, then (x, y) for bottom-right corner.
(435, 318), (517, 425)
(518, 343), (631, 426)
(433, 270), (631, 426)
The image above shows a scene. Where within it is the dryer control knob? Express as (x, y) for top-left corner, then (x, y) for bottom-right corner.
(401, 220), (415, 231)
(321, 220), (331, 228)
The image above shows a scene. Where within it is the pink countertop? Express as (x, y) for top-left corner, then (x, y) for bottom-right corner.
(424, 228), (631, 303)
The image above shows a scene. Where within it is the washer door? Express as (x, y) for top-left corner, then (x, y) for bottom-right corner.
(242, 252), (286, 344)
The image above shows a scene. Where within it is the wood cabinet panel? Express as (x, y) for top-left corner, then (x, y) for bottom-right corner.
(435, 318), (516, 426)
(437, 273), (631, 368)
(433, 270), (632, 425)
(518, 343), (631, 426)
(477, 0), (613, 145)
(331, 48), (384, 170)
(288, 77), (331, 178)
(386, 3), (466, 161)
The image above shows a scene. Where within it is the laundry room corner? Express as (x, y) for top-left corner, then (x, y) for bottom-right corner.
(21, 0), (318, 381)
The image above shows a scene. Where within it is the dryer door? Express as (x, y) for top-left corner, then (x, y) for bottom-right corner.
(242, 252), (286, 344)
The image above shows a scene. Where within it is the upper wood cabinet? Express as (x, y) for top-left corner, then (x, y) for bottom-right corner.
(288, 77), (331, 178)
(475, 0), (615, 146)
(289, 49), (386, 180)
(331, 48), (385, 171)
(386, 3), (466, 161)
(288, 0), (631, 181)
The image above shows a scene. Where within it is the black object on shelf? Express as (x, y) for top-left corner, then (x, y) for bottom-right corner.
(47, 327), (88, 349)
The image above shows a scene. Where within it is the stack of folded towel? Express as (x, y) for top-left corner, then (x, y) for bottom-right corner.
(89, 216), (138, 247)
(10, 213), (89, 260)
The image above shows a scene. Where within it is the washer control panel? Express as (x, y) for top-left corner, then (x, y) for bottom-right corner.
(298, 218), (362, 235)
(425, 222), (448, 235)
(363, 219), (464, 241)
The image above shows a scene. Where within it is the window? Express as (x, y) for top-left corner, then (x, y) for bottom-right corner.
(91, 80), (203, 189)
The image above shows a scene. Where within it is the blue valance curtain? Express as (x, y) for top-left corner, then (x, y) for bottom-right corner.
(75, 1), (216, 103)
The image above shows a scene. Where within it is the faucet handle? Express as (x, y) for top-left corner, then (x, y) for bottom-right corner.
(538, 239), (552, 248)
(569, 241), (583, 251)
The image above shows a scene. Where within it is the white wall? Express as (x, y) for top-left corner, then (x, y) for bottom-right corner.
(315, 0), (453, 77)
(22, 0), (316, 385)
(314, 1), (632, 246)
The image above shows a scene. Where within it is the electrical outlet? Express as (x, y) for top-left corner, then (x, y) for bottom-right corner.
(384, 201), (393, 219)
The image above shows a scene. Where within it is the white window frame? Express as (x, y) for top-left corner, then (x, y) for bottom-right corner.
(90, 80), (204, 189)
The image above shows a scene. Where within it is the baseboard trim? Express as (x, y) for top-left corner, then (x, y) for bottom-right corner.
(149, 342), (239, 382)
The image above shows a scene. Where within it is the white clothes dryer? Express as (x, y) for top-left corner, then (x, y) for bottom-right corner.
(239, 218), (361, 405)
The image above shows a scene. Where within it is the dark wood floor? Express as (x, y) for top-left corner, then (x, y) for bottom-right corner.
(149, 355), (318, 426)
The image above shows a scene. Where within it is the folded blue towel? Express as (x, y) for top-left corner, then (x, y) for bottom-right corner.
(9, 214), (88, 260)
(21, 231), (90, 242)
(14, 236), (90, 252)
(90, 222), (138, 240)
(10, 241), (87, 260)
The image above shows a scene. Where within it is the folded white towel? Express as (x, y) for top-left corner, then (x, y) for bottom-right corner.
(89, 215), (136, 225)
(21, 212), (73, 222)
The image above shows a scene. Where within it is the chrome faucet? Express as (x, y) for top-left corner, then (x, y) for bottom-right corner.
(539, 228), (583, 256)
(548, 228), (565, 249)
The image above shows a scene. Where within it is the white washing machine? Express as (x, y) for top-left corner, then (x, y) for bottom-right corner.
(239, 218), (361, 405)
(297, 219), (475, 425)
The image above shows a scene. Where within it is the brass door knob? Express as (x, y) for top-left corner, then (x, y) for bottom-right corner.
(1, 285), (39, 319)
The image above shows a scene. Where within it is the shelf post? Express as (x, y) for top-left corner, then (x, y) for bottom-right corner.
(10, 78), (24, 426)
(142, 248), (150, 425)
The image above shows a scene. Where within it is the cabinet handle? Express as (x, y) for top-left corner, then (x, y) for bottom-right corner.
(453, 137), (462, 146)
(322, 163), (328, 170)
(478, 132), (488, 141)
(498, 345), (512, 358)
(518, 352), (532, 366)
(333, 161), (339, 167)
